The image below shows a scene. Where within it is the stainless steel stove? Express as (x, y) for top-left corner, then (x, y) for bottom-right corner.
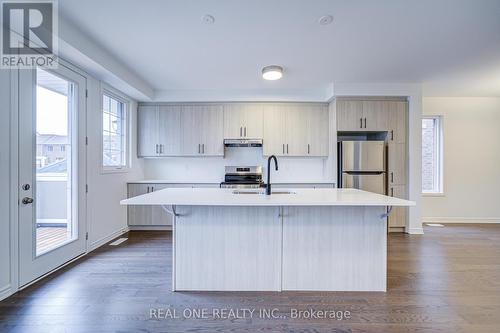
(220, 166), (264, 189)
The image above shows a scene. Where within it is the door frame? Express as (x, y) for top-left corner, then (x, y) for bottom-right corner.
(10, 58), (89, 291)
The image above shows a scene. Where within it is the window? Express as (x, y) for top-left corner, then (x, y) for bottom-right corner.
(102, 90), (128, 171)
(422, 116), (443, 194)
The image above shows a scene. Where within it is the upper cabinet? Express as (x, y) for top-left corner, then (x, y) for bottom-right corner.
(387, 101), (407, 143)
(138, 102), (329, 158)
(336, 100), (364, 131)
(224, 104), (263, 139)
(138, 104), (223, 157)
(337, 99), (407, 134)
(181, 104), (224, 156)
(263, 103), (329, 157)
(137, 105), (159, 157)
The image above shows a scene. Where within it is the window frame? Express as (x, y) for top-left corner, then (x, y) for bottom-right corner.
(100, 83), (131, 174)
(422, 115), (444, 196)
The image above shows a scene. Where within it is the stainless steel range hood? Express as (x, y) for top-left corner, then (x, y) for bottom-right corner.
(224, 139), (263, 147)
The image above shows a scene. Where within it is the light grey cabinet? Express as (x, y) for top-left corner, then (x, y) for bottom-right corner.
(138, 105), (182, 157)
(127, 183), (220, 227)
(127, 183), (172, 226)
(137, 105), (159, 157)
(158, 105), (182, 155)
(336, 100), (364, 131)
(224, 104), (263, 139)
(263, 103), (329, 157)
(387, 101), (407, 143)
(388, 185), (407, 228)
(388, 143), (406, 186)
(181, 105), (224, 156)
(362, 101), (389, 131)
(336, 98), (408, 231)
(337, 100), (401, 132)
(138, 104), (223, 157)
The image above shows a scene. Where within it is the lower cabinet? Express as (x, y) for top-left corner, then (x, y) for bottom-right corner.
(388, 185), (407, 229)
(127, 183), (219, 227)
(273, 183), (335, 189)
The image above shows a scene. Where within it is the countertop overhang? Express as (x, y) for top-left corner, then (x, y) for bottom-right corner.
(120, 188), (415, 207)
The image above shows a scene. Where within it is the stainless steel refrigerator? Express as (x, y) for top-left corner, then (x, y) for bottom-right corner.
(338, 141), (386, 194)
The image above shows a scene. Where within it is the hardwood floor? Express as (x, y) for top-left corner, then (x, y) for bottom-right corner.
(1, 224), (500, 332)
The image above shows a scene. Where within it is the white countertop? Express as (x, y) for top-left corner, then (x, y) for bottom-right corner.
(121, 188), (415, 207)
(127, 180), (335, 184)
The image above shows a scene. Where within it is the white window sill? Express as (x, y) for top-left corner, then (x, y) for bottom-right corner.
(101, 167), (131, 175)
(422, 192), (445, 197)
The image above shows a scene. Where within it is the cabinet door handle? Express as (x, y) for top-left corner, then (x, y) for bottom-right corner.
(240, 127), (242, 137)
(391, 187), (394, 197)
(198, 144), (200, 154)
(244, 127), (247, 137)
(160, 144), (163, 154)
(287, 144), (289, 154)
(391, 172), (394, 183)
(307, 144), (310, 154)
(152, 186), (154, 192)
(391, 130), (394, 141)
(282, 144), (285, 154)
(360, 118), (363, 128)
(202, 144), (205, 154)
(147, 186), (150, 193)
(155, 144), (159, 154)
(364, 118), (367, 128)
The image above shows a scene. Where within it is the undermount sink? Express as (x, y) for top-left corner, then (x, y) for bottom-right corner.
(232, 190), (297, 195)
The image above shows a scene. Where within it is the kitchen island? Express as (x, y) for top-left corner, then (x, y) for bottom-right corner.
(121, 188), (414, 292)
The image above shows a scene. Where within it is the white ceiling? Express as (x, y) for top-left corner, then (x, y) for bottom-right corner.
(58, 0), (500, 100)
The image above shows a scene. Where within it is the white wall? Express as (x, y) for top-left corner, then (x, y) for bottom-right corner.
(422, 97), (500, 223)
(86, 78), (144, 250)
(0, 70), (12, 300)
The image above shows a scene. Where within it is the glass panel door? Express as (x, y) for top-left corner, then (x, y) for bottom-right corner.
(19, 63), (87, 287)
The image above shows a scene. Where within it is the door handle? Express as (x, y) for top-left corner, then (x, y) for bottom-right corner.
(240, 127), (242, 137)
(391, 187), (394, 197)
(364, 118), (367, 128)
(360, 118), (363, 128)
(282, 144), (285, 154)
(198, 144), (200, 154)
(287, 144), (289, 154)
(202, 144), (205, 154)
(22, 197), (34, 205)
(307, 144), (310, 154)
(155, 144), (159, 154)
(244, 127), (247, 137)
(391, 130), (394, 141)
(147, 186), (150, 193)
(391, 172), (394, 183)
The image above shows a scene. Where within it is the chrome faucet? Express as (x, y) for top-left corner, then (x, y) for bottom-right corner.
(266, 155), (279, 195)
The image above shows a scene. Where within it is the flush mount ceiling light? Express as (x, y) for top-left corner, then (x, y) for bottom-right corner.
(318, 15), (334, 25)
(202, 14), (215, 24)
(262, 65), (283, 80)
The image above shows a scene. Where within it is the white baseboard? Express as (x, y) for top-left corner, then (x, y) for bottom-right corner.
(423, 217), (500, 224)
(407, 227), (424, 234)
(0, 284), (12, 302)
(88, 227), (130, 252)
(128, 225), (172, 231)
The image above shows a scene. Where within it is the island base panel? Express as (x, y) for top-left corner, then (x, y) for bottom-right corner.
(282, 206), (387, 291)
(174, 205), (387, 291)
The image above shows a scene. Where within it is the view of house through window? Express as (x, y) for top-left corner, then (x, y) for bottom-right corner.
(422, 116), (443, 194)
(36, 68), (77, 255)
(102, 93), (127, 169)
